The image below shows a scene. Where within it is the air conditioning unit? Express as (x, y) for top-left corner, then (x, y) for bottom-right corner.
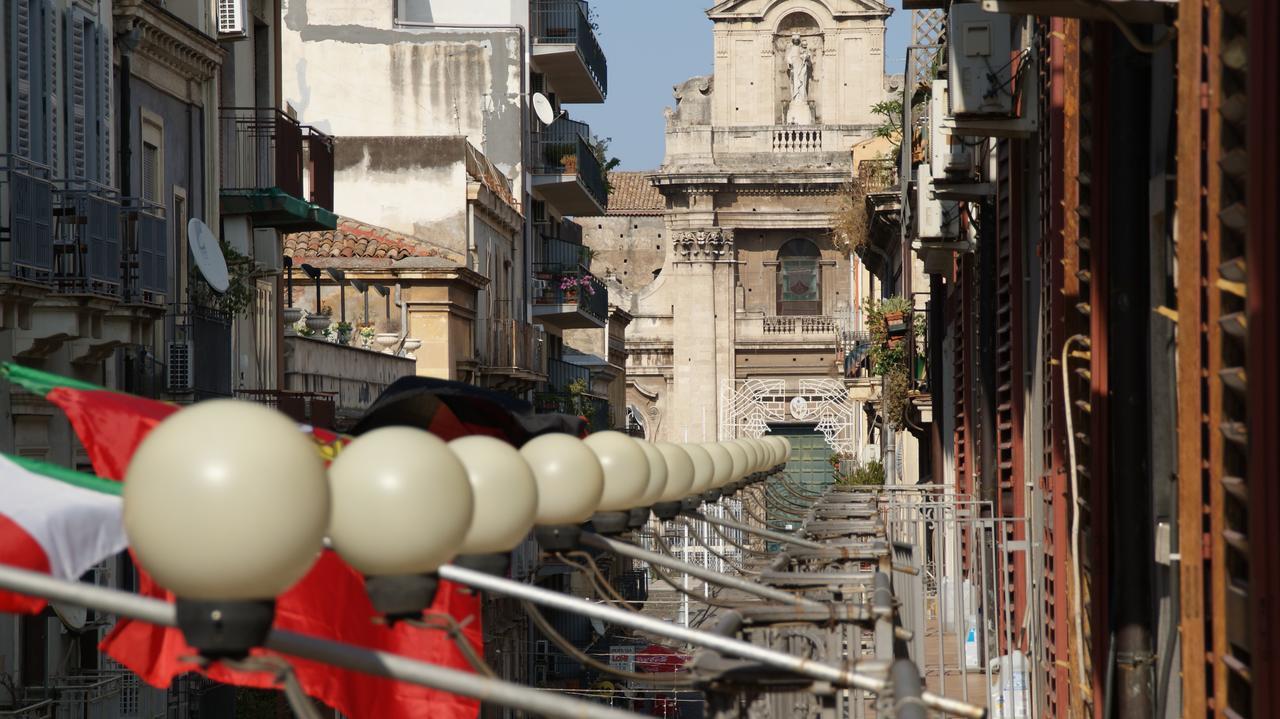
(915, 164), (959, 241)
(930, 79), (974, 180)
(167, 341), (193, 393)
(948, 3), (1014, 117)
(216, 0), (248, 39)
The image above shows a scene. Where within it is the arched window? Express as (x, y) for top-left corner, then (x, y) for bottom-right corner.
(777, 238), (821, 315)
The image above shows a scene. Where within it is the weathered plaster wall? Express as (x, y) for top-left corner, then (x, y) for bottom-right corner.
(281, 0), (525, 179)
(576, 216), (667, 295)
(333, 136), (469, 256)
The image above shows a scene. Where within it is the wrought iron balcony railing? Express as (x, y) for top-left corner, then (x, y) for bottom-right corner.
(219, 107), (334, 211)
(532, 265), (608, 324)
(532, 0), (608, 99)
(531, 117), (607, 210)
(120, 196), (166, 306)
(483, 319), (547, 376)
(857, 158), (899, 193)
(0, 154), (56, 284)
(51, 179), (121, 298)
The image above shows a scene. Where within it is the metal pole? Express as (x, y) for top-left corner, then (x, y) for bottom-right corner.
(891, 659), (928, 719)
(439, 564), (988, 719)
(579, 532), (819, 607)
(685, 511), (825, 550)
(0, 564), (643, 719)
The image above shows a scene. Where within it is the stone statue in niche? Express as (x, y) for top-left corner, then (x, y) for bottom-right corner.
(666, 75), (714, 126)
(785, 33), (815, 125)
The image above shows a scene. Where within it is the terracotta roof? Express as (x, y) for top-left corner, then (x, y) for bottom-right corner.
(605, 172), (665, 216)
(285, 217), (463, 264)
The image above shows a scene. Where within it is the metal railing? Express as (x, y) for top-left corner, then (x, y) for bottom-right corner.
(763, 315), (839, 334)
(120, 196), (166, 305)
(484, 319), (547, 375)
(858, 158), (899, 193)
(534, 389), (610, 432)
(538, 235), (591, 271)
(531, 118), (607, 210)
(533, 266), (608, 324)
(531, 0), (608, 98)
(52, 179), (121, 297)
(0, 701), (52, 719)
(0, 154), (56, 283)
(547, 356), (590, 392)
(219, 107), (334, 210)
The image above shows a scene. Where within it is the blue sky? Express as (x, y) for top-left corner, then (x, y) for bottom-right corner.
(572, 1), (911, 170)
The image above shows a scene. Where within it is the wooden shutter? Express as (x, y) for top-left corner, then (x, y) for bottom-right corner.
(43, 0), (59, 170)
(12, 0), (33, 158)
(67, 12), (87, 180)
(138, 212), (166, 295)
(96, 25), (111, 185)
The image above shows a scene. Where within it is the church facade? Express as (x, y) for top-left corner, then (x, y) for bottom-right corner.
(584, 0), (896, 464)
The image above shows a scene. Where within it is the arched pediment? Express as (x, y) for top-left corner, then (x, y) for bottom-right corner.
(707, 0), (891, 23)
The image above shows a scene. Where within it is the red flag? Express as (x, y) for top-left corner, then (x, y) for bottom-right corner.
(1, 365), (483, 719)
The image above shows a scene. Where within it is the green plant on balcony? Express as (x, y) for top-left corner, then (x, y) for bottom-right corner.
(831, 180), (870, 255)
(188, 241), (256, 318)
(835, 459), (885, 487)
(588, 134), (622, 195)
(566, 377), (596, 423)
(867, 296), (921, 431)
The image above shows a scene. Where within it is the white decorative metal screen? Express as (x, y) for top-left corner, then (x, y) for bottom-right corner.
(719, 378), (858, 454)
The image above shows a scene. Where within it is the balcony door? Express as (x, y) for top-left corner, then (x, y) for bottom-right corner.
(776, 238), (821, 316)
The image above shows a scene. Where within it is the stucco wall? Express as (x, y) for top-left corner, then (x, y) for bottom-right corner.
(281, 0), (525, 179)
(576, 216), (667, 295)
(333, 136), (469, 256)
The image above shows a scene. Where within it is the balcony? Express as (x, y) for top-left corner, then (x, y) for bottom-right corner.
(169, 302), (234, 399)
(478, 319), (548, 393)
(51, 180), (121, 299)
(219, 107), (337, 231)
(535, 357), (610, 431)
(282, 335), (415, 431)
(532, 0), (608, 103)
(533, 263), (608, 330)
(0, 155), (56, 289)
(531, 118), (607, 215)
(237, 388), (338, 429)
(737, 314), (845, 348)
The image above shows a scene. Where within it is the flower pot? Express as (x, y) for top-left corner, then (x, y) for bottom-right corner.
(305, 315), (332, 333)
(374, 333), (400, 353)
(402, 338), (422, 360)
(335, 328), (353, 345)
(283, 307), (304, 336)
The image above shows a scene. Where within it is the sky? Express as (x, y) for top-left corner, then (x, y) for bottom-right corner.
(572, 1), (912, 171)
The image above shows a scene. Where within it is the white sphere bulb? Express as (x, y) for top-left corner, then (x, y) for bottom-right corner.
(723, 441), (748, 482)
(750, 439), (769, 472)
(770, 436), (786, 466)
(773, 436), (789, 466)
(328, 427), (473, 576)
(585, 431), (650, 511)
(737, 439), (761, 474)
(521, 434), (605, 525)
(634, 440), (668, 505)
(701, 442), (734, 489)
(682, 444), (715, 495)
(124, 400), (329, 601)
(654, 442), (694, 502)
(450, 436), (539, 555)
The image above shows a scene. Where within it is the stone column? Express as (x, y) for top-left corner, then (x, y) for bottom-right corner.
(668, 228), (736, 443)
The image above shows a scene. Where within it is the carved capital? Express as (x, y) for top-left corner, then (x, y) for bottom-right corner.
(673, 228), (735, 259)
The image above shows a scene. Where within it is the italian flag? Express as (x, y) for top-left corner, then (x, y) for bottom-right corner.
(0, 363), (483, 719)
(0, 454), (126, 614)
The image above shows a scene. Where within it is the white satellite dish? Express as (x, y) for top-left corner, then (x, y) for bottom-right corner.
(52, 602), (88, 630)
(187, 218), (230, 293)
(532, 92), (557, 126)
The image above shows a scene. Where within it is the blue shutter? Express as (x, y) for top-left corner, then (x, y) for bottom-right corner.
(11, 0), (33, 158)
(96, 25), (111, 185)
(66, 11), (87, 180)
(86, 193), (119, 285)
(45, 0), (58, 171)
(138, 212), (166, 295)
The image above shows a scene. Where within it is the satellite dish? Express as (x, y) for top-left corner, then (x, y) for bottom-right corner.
(532, 92), (557, 126)
(187, 218), (230, 293)
(52, 602), (88, 630)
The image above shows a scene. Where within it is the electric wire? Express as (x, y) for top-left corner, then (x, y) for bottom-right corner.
(407, 612), (497, 679)
(649, 532), (754, 609)
(521, 600), (695, 686)
(1062, 334), (1092, 700)
(676, 517), (754, 575)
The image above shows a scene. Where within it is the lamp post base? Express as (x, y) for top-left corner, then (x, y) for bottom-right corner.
(590, 511), (631, 536)
(627, 507), (652, 529)
(535, 524), (582, 552)
(454, 553), (510, 577)
(681, 497), (701, 512)
(652, 501), (682, 520)
(364, 574), (439, 621)
(176, 598), (275, 660)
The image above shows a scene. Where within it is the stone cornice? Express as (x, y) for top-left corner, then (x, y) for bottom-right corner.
(115, 0), (223, 87)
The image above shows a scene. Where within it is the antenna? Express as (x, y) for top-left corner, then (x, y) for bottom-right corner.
(186, 219), (230, 293)
(532, 92), (564, 126)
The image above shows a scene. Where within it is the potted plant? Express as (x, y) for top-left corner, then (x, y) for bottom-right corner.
(304, 309), (332, 334)
(283, 306), (305, 336)
(358, 325), (376, 349)
(560, 275), (581, 301)
(334, 321), (354, 345)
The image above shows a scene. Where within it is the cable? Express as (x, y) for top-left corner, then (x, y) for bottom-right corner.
(649, 532), (753, 609)
(408, 613), (496, 679)
(559, 551), (642, 613)
(1077, 0), (1176, 54)
(521, 600), (694, 686)
(701, 515), (774, 558)
(1061, 334), (1092, 700)
(676, 518), (754, 575)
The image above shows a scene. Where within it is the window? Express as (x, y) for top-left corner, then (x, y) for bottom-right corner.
(776, 238), (821, 315)
(141, 112), (164, 203)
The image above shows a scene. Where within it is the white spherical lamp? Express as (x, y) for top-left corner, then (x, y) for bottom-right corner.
(586, 431), (650, 512)
(723, 441), (748, 485)
(124, 400), (329, 656)
(449, 436), (539, 556)
(653, 442), (694, 518)
(701, 442), (734, 489)
(521, 434), (604, 550)
(635, 440), (669, 506)
(682, 443), (715, 497)
(737, 439), (761, 475)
